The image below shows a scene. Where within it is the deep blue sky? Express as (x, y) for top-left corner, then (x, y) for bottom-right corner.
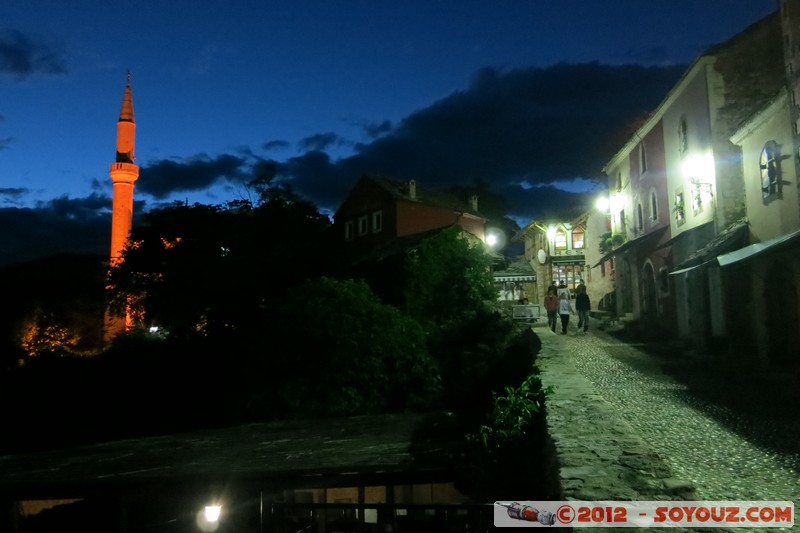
(0, 0), (779, 265)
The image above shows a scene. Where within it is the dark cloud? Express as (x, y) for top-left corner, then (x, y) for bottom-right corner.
(297, 132), (341, 152)
(138, 154), (248, 199)
(4, 61), (686, 265)
(278, 62), (686, 221)
(363, 120), (393, 139)
(263, 139), (290, 151)
(0, 31), (66, 78)
(0, 196), (111, 267)
(0, 187), (27, 203)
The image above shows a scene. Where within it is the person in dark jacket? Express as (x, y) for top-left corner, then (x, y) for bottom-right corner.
(575, 290), (591, 333)
(543, 289), (559, 332)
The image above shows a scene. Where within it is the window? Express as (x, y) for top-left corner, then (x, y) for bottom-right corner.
(571, 228), (585, 249)
(639, 142), (648, 174)
(371, 210), (383, 233)
(678, 114), (688, 155)
(690, 179), (703, 214)
(760, 140), (782, 200)
(650, 191), (658, 221)
(344, 221), (354, 241)
(358, 216), (368, 235)
(554, 228), (567, 250)
(674, 190), (686, 225)
(636, 203), (644, 232)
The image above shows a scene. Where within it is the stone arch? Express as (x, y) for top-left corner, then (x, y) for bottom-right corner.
(642, 260), (658, 320)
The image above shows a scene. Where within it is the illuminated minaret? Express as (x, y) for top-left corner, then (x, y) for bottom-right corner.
(109, 71), (139, 265)
(105, 73), (139, 342)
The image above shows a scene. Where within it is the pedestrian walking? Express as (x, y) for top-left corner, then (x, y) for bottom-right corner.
(546, 280), (558, 295)
(576, 279), (586, 295)
(557, 279), (571, 301)
(576, 290), (591, 333)
(558, 292), (574, 334)
(543, 289), (559, 333)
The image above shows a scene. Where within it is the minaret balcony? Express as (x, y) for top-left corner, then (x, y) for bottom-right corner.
(109, 162), (139, 183)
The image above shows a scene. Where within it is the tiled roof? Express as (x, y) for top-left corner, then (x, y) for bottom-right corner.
(365, 175), (482, 216)
(676, 218), (749, 269)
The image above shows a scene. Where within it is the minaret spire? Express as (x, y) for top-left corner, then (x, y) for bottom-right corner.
(105, 72), (140, 341)
(109, 71), (139, 264)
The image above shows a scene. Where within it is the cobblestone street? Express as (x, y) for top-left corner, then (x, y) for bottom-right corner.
(535, 321), (799, 532)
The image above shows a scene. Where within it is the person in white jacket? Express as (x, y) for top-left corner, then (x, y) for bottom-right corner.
(558, 292), (574, 334)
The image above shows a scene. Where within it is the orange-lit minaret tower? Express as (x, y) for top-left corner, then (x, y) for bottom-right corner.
(109, 71), (139, 265)
(105, 73), (139, 342)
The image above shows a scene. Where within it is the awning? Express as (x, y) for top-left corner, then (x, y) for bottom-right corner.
(717, 229), (800, 267)
(494, 275), (536, 282)
(592, 226), (669, 268)
(551, 255), (585, 265)
(653, 221), (714, 251)
(674, 219), (749, 270)
(668, 259), (715, 276)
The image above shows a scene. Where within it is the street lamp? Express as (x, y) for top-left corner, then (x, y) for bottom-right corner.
(485, 228), (506, 250)
(595, 196), (610, 214)
(197, 503), (222, 531)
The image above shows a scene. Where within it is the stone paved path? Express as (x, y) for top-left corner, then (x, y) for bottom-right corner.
(535, 321), (799, 532)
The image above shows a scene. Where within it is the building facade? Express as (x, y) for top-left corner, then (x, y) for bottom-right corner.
(515, 213), (611, 312)
(598, 10), (786, 348)
(334, 175), (486, 248)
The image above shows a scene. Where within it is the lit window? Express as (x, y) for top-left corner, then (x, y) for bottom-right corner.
(358, 216), (368, 235)
(690, 179), (703, 214)
(372, 210), (383, 233)
(636, 203), (644, 232)
(554, 228), (567, 250)
(344, 221), (354, 241)
(678, 114), (688, 155)
(650, 191), (658, 220)
(674, 190), (686, 226)
(571, 228), (585, 249)
(760, 140), (782, 200)
(639, 142), (648, 174)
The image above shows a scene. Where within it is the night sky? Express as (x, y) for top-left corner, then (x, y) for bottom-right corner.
(0, 0), (778, 265)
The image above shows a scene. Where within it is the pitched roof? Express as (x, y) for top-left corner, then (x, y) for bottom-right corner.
(341, 175), (483, 218)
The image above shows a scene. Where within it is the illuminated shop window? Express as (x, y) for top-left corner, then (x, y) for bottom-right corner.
(554, 228), (567, 250)
(571, 228), (585, 249)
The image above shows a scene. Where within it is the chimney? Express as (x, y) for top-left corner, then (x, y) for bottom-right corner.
(470, 194), (478, 212)
(408, 179), (417, 199)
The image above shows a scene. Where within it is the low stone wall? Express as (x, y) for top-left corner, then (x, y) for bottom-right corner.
(535, 327), (696, 503)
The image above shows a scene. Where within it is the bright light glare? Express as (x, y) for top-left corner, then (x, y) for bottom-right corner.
(486, 234), (498, 247)
(681, 153), (715, 181)
(546, 227), (557, 240)
(595, 196), (609, 212)
(204, 505), (222, 522)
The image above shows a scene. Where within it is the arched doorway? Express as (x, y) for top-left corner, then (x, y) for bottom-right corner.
(642, 262), (658, 320)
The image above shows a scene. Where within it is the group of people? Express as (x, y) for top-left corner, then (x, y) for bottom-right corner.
(543, 279), (590, 335)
